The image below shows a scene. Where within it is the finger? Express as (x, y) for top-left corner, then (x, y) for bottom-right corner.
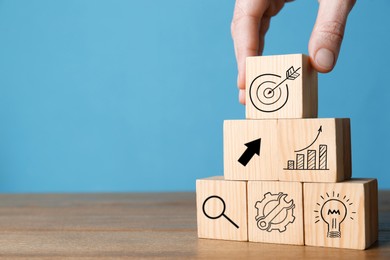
(231, 0), (269, 90)
(237, 16), (270, 105)
(239, 89), (245, 104)
(308, 0), (356, 72)
(258, 16), (271, 57)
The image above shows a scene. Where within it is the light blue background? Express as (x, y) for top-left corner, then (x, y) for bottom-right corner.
(0, 0), (389, 192)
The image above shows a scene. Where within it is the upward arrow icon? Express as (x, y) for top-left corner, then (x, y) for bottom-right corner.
(238, 138), (261, 166)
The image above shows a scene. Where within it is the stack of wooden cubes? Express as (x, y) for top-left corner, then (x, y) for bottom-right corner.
(196, 54), (378, 250)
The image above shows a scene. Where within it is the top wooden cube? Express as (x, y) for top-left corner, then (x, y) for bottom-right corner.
(246, 54), (318, 119)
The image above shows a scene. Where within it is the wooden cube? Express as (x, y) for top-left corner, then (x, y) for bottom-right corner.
(278, 118), (351, 183)
(196, 176), (248, 241)
(248, 181), (304, 245)
(304, 179), (378, 250)
(224, 118), (351, 182)
(246, 54), (318, 119)
(224, 120), (278, 181)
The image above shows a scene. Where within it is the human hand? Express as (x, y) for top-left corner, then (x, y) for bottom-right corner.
(231, 0), (356, 104)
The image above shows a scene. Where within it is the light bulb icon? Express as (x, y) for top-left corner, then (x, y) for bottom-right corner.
(320, 199), (347, 238)
(314, 191), (356, 239)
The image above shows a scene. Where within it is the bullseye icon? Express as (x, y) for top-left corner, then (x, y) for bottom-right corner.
(249, 66), (301, 113)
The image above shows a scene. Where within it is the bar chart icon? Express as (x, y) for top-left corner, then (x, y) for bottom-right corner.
(284, 144), (328, 170)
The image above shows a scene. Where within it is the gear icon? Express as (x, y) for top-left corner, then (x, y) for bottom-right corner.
(255, 192), (295, 232)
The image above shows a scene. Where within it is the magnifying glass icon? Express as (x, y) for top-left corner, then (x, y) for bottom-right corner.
(202, 195), (239, 229)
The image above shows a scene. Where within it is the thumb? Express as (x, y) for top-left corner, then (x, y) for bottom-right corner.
(308, 0), (356, 73)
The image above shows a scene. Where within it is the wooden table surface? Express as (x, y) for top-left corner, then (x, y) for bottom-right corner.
(0, 192), (389, 259)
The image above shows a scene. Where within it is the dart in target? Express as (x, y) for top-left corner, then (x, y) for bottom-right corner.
(249, 66), (301, 113)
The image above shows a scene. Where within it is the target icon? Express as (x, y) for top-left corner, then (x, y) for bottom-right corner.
(249, 66), (301, 113)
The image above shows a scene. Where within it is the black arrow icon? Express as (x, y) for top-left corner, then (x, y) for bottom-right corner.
(238, 138), (261, 166)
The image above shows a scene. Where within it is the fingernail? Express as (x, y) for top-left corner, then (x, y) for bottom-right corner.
(237, 74), (240, 87)
(315, 48), (335, 70)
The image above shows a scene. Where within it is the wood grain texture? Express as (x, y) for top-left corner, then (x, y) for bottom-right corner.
(278, 118), (351, 182)
(224, 120), (278, 180)
(304, 179), (378, 250)
(0, 191), (388, 258)
(196, 176), (247, 241)
(224, 118), (351, 182)
(248, 181), (304, 245)
(245, 54), (318, 119)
